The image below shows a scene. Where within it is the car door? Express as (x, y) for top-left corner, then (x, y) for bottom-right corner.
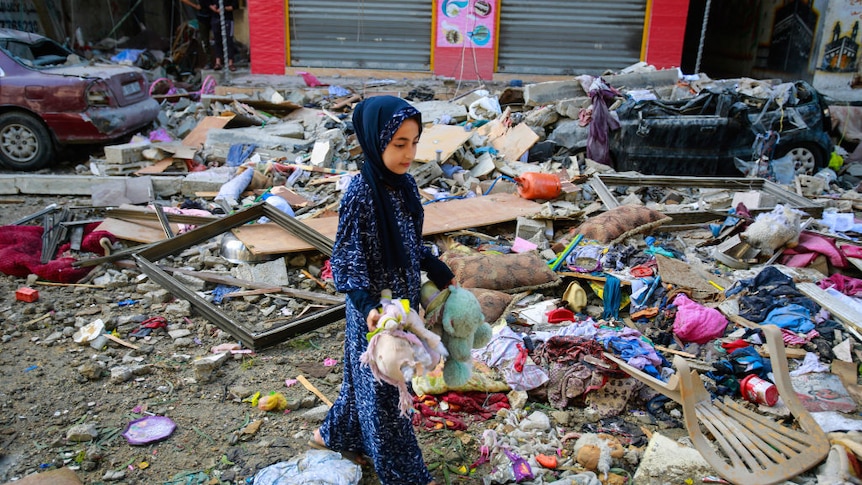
(612, 93), (734, 176)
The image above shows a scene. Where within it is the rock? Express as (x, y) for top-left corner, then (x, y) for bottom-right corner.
(110, 365), (134, 383)
(78, 362), (105, 381)
(168, 328), (192, 339)
(193, 352), (230, 382)
(102, 469), (126, 481)
(66, 423), (98, 442)
(631, 432), (715, 485)
(301, 404), (330, 422)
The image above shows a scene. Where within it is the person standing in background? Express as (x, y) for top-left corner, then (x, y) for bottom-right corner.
(209, 0), (237, 71)
(180, 0), (213, 69)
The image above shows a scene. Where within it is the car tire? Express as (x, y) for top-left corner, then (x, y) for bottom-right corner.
(0, 112), (54, 171)
(776, 142), (825, 176)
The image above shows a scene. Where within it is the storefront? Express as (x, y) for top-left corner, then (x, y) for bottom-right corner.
(248, 0), (690, 79)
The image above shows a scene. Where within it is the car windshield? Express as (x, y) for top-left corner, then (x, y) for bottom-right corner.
(0, 37), (74, 68)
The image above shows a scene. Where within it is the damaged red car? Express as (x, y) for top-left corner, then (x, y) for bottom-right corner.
(0, 29), (160, 171)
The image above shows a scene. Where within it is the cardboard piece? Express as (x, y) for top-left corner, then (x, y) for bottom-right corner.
(414, 124), (474, 163)
(182, 115), (235, 148)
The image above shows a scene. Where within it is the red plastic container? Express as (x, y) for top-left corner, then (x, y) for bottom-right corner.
(740, 374), (778, 406)
(515, 173), (561, 200)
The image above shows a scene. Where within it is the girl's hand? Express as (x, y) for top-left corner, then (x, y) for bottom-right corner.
(366, 308), (381, 333)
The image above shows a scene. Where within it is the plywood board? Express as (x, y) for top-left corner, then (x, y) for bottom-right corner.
(234, 192), (542, 254)
(414, 124), (474, 163)
(95, 218), (180, 244)
(182, 115), (234, 148)
(491, 122), (539, 162)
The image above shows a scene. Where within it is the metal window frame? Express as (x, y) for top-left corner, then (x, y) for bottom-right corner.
(131, 202), (344, 351)
(589, 174), (824, 225)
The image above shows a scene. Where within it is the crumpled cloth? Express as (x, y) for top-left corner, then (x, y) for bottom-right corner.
(788, 351), (830, 376)
(781, 231), (849, 269)
(731, 266), (819, 323)
(762, 304), (815, 334)
(586, 77), (621, 166)
(472, 325), (548, 391)
(532, 336), (608, 409)
(818, 273), (862, 297)
(672, 293), (727, 344)
(596, 327), (664, 378)
(252, 449), (361, 485)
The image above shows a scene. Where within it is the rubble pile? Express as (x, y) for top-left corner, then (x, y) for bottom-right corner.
(1, 64), (862, 485)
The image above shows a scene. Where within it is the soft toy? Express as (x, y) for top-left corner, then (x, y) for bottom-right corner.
(424, 283), (493, 387)
(360, 290), (447, 416)
(740, 204), (803, 256)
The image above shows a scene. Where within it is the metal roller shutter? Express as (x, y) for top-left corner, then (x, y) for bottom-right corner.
(288, 0), (432, 71)
(497, 0), (647, 75)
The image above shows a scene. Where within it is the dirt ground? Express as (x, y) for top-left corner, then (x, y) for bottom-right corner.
(0, 176), (683, 485)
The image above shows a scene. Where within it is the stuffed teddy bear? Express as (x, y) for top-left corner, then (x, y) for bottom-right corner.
(427, 284), (493, 387)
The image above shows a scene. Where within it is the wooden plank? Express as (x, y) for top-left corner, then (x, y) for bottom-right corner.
(414, 124), (473, 163)
(491, 122), (539, 162)
(182, 115), (234, 148)
(95, 218), (177, 244)
(234, 192), (542, 254)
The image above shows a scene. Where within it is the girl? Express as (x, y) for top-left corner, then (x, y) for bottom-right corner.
(313, 96), (453, 485)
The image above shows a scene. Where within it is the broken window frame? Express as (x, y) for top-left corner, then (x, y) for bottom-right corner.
(126, 202), (345, 351)
(589, 173), (824, 226)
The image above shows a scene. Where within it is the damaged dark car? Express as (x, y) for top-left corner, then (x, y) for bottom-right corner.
(550, 80), (834, 177)
(0, 29), (160, 171)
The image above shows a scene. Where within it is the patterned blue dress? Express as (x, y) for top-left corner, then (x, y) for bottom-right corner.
(320, 173), (435, 485)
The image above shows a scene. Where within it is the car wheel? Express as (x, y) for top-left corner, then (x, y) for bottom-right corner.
(777, 142), (825, 176)
(0, 112), (54, 171)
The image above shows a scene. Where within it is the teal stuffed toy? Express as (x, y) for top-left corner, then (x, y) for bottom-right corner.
(437, 285), (493, 387)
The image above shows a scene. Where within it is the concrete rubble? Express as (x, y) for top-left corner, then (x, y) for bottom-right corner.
(1, 62), (862, 485)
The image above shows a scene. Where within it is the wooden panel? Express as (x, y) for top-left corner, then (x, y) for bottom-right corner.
(414, 124), (474, 163)
(181, 116), (234, 148)
(234, 192), (542, 254)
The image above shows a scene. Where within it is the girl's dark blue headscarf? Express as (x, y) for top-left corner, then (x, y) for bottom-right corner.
(353, 95), (423, 270)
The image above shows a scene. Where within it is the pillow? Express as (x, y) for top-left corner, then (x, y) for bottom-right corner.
(467, 288), (514, 323)
(441, 251), (560, 294)
(574, 205), (671, 244)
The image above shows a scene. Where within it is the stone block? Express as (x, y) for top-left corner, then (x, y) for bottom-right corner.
(524, 81), (587, 106)
(631, 432), (715, 484)
(104, 141), (151, 165)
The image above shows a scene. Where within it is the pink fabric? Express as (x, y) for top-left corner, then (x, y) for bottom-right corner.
(781, 232), (848, 269)
(672, 293), (728, 344)
(842, 245), (862, 259)
(819, 273), (862, 296)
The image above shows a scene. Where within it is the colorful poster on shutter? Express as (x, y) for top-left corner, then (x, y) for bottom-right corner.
(436, 0), (496, 49)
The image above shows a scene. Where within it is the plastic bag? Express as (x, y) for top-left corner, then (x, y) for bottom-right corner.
(252, 449), (361, 485)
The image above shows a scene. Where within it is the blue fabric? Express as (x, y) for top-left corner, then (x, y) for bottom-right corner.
(226, 143), (256, 167)
(602, 275), (621, 320)
(763, 304), (815, 333)
(353, 96), (423, 271)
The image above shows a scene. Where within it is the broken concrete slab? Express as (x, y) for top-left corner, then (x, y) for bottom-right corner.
(631, 433), (715, 484)
(0, 175), (182, 197)
(205, 127), (305, 154)
(602, 68), (680, 91)
(411, 100), (469, 124)
(524, 80), (588, 106)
